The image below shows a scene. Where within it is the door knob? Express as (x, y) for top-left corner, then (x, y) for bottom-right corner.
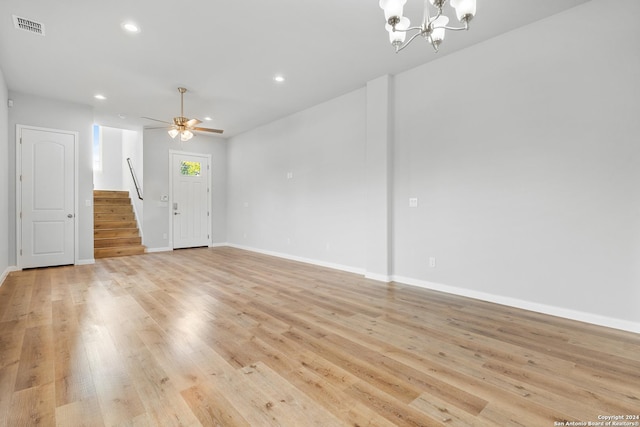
(67, 214), (73, 218)
(174, 212), (181, 215)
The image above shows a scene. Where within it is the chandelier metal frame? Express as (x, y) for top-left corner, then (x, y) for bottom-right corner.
(381, 0), (476, 53)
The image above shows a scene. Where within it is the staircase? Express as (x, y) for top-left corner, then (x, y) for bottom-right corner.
(94, 190), (145, 259)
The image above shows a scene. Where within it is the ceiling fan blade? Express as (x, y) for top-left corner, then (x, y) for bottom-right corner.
(193, 127), (224, 134)
(142, 116), (172, 125)
(186, 118), (202, 127)
(144, 126), (171, 130)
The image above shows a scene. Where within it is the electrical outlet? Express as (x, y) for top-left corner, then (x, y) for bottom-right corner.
(409, 197), (418, 208)
(163, 233), (167, 240)
(429, 257), (436, 268)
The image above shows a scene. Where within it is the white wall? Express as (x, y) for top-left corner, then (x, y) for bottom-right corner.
(93, 126), (124, 190)
(143, 129), (227, 250)
(8, 91), (95, 264)
(227, 89), (367, 271)
(392, 0), (640, 328)
(0, 68), (9, 280)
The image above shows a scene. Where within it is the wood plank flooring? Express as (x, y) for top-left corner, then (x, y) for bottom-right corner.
(0, 247), (638, 426)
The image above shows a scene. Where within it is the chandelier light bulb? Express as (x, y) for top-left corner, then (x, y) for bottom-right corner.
(168, 129), (179, 139)
(386, 17), (410, 45)
(430, 15), (449, 44)
(379, 0), (407, 22)
(450, 0), (476, 22)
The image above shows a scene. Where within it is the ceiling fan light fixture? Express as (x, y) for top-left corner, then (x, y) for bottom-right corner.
(180, 130), (194, 141)
(145, 87), (224, 139)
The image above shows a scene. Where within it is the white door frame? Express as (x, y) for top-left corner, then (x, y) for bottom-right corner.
(16, 124), (79, 268)
(168, 150), (212, 249)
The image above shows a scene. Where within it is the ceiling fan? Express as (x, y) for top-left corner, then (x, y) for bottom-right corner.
(143, 87), (223, 141)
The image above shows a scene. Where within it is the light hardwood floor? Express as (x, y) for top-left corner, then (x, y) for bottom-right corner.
(0, 247), (638, 426)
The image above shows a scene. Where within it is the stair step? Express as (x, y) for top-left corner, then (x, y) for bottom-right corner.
(94, 205), (133, 214)
(94, 220), (138, 229)
(94, 212), (136, 221)
(94, 245), (145, 259)
(94, 190), (130, 199)
(94, 228), (140, 239)
(93, 190), (143, 259)
(95, 236), (143, 248)
(94, 197), (131, 205)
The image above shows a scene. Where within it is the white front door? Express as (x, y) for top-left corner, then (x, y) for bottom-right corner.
(18, 127), (76, 268)
(170, 152), (210, 249)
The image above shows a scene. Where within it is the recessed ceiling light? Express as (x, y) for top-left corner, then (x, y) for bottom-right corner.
(204, 117), (212, 121)
(121, 22), (141, 33)
(274, 75), (285, 83)
(94, 94), (106, 100)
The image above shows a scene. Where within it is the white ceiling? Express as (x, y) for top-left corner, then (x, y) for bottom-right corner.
(0, 0), (590, 137)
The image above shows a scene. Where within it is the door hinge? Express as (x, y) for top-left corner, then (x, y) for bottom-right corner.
(207, 212), (210, 217)
(20, 249), (22, 256)
(19, 137), (22, 144)
(19, 175), (22, 182)
(19, 212), (22, 219)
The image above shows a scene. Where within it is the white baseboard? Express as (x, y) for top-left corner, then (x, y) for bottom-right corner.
(364, 272), (392, 283)
(76, 258), (95, 266)
(227, 243), (366, 276)
(0, 266), (20, 287)
(145, 247), (173, 253)
(392, 275), (640, 334)
(209, 242), (229, 248)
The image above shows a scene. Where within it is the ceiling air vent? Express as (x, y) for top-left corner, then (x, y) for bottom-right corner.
(12, 15), (45, 36)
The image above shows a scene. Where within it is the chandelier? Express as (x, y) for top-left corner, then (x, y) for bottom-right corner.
(380, 0), (476, 52)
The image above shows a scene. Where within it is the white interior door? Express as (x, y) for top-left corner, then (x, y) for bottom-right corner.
(19, 127), (76, 268)
(171, 152), (210, 249)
